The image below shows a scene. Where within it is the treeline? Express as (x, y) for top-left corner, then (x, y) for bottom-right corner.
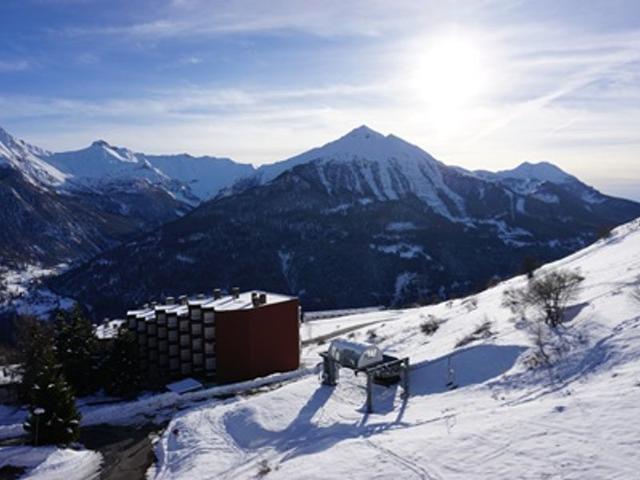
(17, 304), (140, 445)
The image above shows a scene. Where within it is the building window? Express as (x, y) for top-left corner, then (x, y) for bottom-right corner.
(158, 327), (167, 339)
(180, 350), (191, 361)
(157, 313), (166, 325)
(204, 327), (215, 339)
(148, 324), (157, 335)
(192, 338), (202, 351)
(204, 342), (215, 355)
(203, 311), (215, 323)
(205, 358), (216, 370)
(191, 323), (202, 336)
(159, 354), (168, 366)
(170, 358), (179, 370)
(181, 363), (192, 374)
(158, 340), (167, 352)
(191, 308), (202, 320)
(193, 353), (203, 365)
(168, 316), (177, 328)
(179, 320), (189, 332)
(180, 335), (190, 347)
(148, 338), (157, 348)
(169, 344), (179, 356)
(168, 330), (178, 342)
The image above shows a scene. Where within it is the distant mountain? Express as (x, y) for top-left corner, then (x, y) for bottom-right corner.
(46, 139), (255, 203)
(50, 126), (640, 318)
(0, 126), (253, 269)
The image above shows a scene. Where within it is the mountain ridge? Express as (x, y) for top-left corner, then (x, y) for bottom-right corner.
(48, 126), (640, 318)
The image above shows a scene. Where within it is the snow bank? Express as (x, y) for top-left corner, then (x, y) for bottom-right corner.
(0, 446), (101, 480)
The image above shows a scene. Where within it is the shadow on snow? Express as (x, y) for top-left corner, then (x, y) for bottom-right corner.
(224, 343), (526, 460)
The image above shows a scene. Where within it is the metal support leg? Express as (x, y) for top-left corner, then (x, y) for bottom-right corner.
(366, 372), (373, 413)
(402, 359), (410, 398)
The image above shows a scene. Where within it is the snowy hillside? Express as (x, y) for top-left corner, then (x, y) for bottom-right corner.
(0, 126), (67, 187)
(2, 217), (639, 478)
(149, 217), (640, 479)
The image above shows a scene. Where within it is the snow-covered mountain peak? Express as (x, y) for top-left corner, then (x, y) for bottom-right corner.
(0, 126), (66, 187)
(342, 124), (386, 140)
(498, 161), (577, 184)
(243, 126), (461, 218)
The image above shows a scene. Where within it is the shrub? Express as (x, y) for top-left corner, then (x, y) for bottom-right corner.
(503, 269), (584, 327)
(455, 320), (493, 348)
(420, 318), (440, 336)
(257, 460), (271, 477)
(462, 296), (479, 312)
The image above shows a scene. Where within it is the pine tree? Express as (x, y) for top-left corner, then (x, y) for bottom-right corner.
(21, 324), (81, 445)
(104, 326), (141, 399)
(16, 317), (52, 403)
(54, 304), (99, 396)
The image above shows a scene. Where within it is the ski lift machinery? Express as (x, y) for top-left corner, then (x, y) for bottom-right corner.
(320, 339), (410, 413)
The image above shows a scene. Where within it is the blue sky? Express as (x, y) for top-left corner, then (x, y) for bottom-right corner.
(1, 0), (639, 199)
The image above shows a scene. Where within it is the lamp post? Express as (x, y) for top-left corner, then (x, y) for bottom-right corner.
(33, 408), (44, 446)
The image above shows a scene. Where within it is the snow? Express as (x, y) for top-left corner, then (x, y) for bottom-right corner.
(0, 126), (253, 202)
(0, 127), (67, 188)
(385, 222), (417, 232)
(0, 446), (101, 480)
(0, 264), (75, 319)
(494, 161), (577, 184)
(370, 243), (430, 259)
(94, 319), (126, 340)
(148, 217), (640, 479)
(248, 126), (465, 220)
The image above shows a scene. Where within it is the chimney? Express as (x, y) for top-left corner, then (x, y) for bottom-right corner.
(197, 293), (205, 300)
(213, 288), (222, 300)
(259, 293), (267, 305)
(151, 301), (158, 308)
(179, 294), (188, 305)
(251, 292), (260, 308)
(231, 287), (240, 299)
(166, 296), (175, 305)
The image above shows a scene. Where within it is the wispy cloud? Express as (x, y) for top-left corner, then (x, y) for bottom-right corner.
(0, 60), (31, 72)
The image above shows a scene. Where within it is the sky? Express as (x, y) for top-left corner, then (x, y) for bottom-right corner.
(1, 0), (639, 199)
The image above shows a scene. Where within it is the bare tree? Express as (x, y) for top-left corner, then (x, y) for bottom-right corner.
(503, 269), (584, 327)
(503, 269), (584, 365)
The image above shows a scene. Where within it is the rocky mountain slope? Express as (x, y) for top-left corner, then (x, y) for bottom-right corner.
(0, 126), (254, 269)
(50, 126), (640, 317)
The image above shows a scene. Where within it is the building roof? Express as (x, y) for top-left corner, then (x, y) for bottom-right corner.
(128, 291), (297, 323)
(202, 291), (296, 311)
(95, 319), (126, 340)
(166, 377), (203, 394)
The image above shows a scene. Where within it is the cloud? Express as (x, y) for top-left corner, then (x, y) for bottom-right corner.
(0, 60), (31, 72)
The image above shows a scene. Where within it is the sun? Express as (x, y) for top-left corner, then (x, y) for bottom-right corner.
(409, 33), (489, 117)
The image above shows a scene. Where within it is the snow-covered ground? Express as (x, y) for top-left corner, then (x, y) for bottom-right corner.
(0, 446), (101, 479)
(0, 264), (74, 318)
(149, 218), (640, 479)
(2, 218), (639, 478)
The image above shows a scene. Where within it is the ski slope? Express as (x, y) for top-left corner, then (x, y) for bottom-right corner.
(151, 218), (640, 479)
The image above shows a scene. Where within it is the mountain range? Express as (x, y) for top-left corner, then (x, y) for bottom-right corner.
(0, 126), (253, 268)
(42, 125), (640, 317)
